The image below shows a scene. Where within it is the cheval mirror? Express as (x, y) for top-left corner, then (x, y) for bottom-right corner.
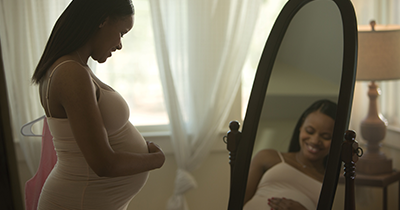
(225, 0), (358, 210)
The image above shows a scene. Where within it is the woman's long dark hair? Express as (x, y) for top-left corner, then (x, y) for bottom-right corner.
(31, 0), (134, 84)
(287, 99), (337, 168)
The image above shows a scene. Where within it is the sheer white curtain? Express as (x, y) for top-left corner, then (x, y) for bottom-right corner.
(149, 0), (261, 209)
(349, 0), (400, 134)
(0, 0), (69, 175)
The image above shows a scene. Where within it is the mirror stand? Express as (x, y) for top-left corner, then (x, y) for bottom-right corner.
(224, 0), (359, 210)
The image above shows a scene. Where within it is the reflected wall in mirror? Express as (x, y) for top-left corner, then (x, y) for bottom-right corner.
(226, 0), (358, 209)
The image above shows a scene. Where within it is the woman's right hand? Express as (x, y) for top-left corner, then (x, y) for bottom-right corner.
(147, 141), (165, 168)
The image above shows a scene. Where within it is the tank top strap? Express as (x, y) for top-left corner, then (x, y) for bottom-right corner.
(46, 60), (89, 118)
(276, 150), (285, 163)
(90, 75), (101, 89)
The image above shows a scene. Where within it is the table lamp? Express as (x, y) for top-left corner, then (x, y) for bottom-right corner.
(356, 20), (400, 175)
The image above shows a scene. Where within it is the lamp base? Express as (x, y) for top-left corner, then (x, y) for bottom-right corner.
(356, 152), (393, 175)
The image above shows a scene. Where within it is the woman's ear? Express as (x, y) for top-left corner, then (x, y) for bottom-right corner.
(99, 17), (110, 28)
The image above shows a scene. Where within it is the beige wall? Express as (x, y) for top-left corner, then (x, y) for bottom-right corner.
(127, 150), (230, 210)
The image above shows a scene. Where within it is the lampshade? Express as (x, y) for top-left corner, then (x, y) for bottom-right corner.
(357, 23), (400, 81)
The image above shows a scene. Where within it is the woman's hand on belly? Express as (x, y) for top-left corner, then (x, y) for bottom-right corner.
(147, 141), (165, 168)
(268, 197), (308, 210)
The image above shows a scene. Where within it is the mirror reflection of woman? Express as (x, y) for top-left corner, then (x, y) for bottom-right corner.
(244, 100), (337, 210)
(31, 0), (165, 209)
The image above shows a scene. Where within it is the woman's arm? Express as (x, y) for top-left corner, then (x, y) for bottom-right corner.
(49, 62), (165, 177)
(244, 149), (281, 204)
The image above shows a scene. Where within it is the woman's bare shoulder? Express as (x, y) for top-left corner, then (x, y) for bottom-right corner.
(254, 148), (281, 157)
(47, 56), (96, 102)
(41, 56), (92, 93)
(252, 149), (283, 169)
(49, 56), (91, 83)
(50, 55), (86, 72)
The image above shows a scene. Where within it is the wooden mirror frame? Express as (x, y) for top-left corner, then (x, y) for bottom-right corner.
(226, 0), (358, 209)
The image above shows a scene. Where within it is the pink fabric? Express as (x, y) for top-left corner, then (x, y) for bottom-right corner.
(25, 117), (57, 210)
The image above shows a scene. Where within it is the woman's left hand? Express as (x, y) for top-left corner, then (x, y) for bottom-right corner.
(268, 197), (308, 210)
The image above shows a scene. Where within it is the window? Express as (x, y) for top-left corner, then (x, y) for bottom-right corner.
(94, 0), (169, 127)
(95, 0), (286, 127)
(381, 81), (400, 128)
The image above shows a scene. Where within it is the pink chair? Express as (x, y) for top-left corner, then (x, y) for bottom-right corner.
(24, 117), (57, 210)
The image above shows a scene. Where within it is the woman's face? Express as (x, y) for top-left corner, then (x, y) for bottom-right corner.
(299, 111), (334, 163)
(90, 15), (134, 63)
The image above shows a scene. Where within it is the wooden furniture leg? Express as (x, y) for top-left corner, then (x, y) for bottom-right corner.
(339, 171), (400, 210)
(383, 187), (387, 210)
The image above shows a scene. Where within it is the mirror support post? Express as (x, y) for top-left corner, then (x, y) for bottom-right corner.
(224, 121), (242, 187)
(341, 130), (362, 210)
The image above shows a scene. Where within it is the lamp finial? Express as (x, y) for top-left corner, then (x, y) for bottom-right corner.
(370, 20), (376, 31)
